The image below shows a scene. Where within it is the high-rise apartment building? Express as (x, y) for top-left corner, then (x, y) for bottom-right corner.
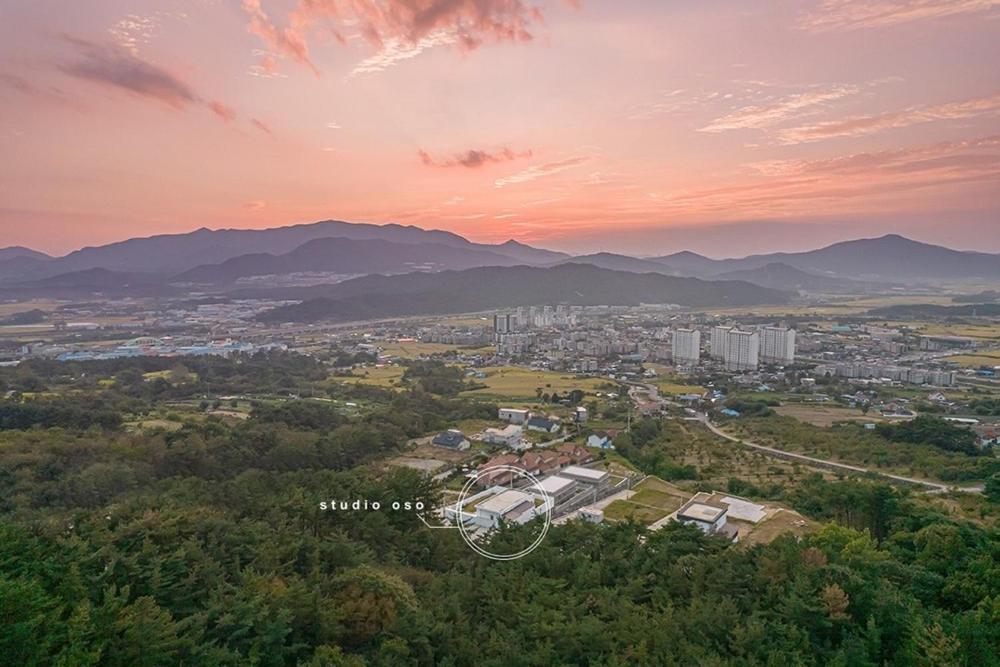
(710, 326), (732, 359)
(760, 327), (795, 365)
(724, 329), (759, 371)
(671, 328), (701, 366)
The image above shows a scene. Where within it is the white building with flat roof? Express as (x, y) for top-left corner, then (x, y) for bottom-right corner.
(672, 328), (701, 366)
(676, 500), (727, 533)
(560, 465), (609, 487)
(529, 475), (577, 505)
(483, 424), (525, 448)
(498, 408), (530, 424)
(445, 486), (545, 529)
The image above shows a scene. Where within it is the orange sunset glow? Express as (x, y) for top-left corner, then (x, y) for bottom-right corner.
(1, 0), (998, 256)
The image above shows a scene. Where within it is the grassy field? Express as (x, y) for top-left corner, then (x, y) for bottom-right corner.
(947, 350), (1000, 368)
(916, 324), (1000, 341)
(644, 364), (705, 394)
(774, 404), (882, 427)
(462, 366), (606, 400)
(377, 342), (462, 358)
(343, 365), (406, 387)
(0, 300), (63, 317)
(738, 510), (819, 547)
(602, 477), (688, 525)
(701, 295), (960, 317)
(603, 500), (669, 524)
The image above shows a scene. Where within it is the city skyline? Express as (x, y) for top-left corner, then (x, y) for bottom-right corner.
(2, 0), (999, 255)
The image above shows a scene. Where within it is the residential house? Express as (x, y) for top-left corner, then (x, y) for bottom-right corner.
(431, 429), (471, 451)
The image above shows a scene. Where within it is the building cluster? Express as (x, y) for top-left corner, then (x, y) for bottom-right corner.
(445, 451), (613, 530)
(53, 337), (281, 362)
(709, 325), (796, 370)
(815, 363), (957, 386)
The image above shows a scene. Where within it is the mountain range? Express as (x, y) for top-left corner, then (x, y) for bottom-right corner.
(256, 263), (793, 323)
(0, 222), (997, 303)
(0, 219), (568, 283)
(651, 234), (999, 281)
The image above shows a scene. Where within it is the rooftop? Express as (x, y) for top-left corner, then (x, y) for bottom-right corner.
(677, 501), (727, 524)
(531, 475), (576, 495)
(476, 489), (534, 515)
(561, 465), (609, 481)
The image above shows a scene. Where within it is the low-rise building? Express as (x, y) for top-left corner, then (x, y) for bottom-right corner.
(526, 416), (561, 433)
(482, 424), (525, 448)
(431, 429), (471, 451)
(498, 408), (530, 424)
(560, 465), (609, 487)
(529, 475), (577, 505)
(586, 432), (613, 449)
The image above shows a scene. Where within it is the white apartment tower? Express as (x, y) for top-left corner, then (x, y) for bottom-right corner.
(760, 327), (796, 365)
(724, 330), (759, 371)
(710, 326), (732, 360)
(672, 329), (701, 366)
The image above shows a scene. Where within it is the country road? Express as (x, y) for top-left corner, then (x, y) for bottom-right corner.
(625, 380), (981, 495)
(696, 414), (957, 492)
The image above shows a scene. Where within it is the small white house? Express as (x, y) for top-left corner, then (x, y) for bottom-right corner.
(586, 432), (613, 449)
(526, 416), (560, 433)
(498, 408), (530, 424)
(676, 500), (728, 535)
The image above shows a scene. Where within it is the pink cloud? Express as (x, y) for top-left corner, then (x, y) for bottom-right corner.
(242, 0), (318, 75)
(58, 35), (239, 124)
(800, 0), (996, 31)
(251, 117), (274, 135)
(244, 0), (557, 74)
(60, 35), (198, 109)
(210, 100), (237, 122)
(419, 147), (533, 168)
(778, 93), (1000, 143)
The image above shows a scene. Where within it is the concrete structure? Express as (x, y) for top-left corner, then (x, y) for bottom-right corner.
(445, 486), (545, 529)
(560, 465), (610, 487)
(676, 499), (728, 534)
(573, 406), (589, 423)
(710, 326), (732, 360)
(760, 327), (795, 365)
(498, 408), (530, 424)
(493, 312), (514, 338)
(482, 424), (525, 448)
(529, 475), (577, 505)
(724, 329), (759, 371)
(672, 328), (701, 366)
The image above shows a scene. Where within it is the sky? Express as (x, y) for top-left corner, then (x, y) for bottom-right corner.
(1, 0), (998, 258)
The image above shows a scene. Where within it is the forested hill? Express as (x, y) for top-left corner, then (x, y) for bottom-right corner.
(0, 352), (996, 664)
(258, 263), (791, 323)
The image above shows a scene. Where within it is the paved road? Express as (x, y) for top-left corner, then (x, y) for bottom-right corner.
(625, 380), (981, 495)
(696, 414), (985, 494)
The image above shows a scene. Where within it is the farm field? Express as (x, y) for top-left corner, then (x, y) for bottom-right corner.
(462, 366), (606, 400)
(644, 364), (705, 394)
(775, 403), (882, 427)
(377, 341), (461, 358)
(947, 350), (1000, 368)
(344, 365), (406, 387)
